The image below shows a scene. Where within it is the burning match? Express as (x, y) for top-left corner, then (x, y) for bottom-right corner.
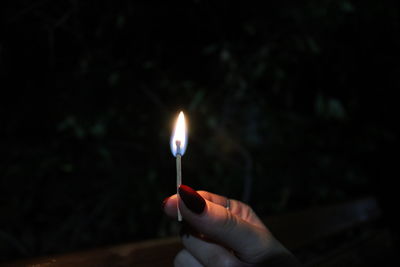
(170, 111), (188, 222)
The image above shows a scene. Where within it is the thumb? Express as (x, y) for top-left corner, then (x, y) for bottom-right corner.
(178, 185), (280, 264)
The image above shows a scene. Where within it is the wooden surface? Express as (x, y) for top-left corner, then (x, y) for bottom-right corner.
(1, 197), (383, 267)
(3, 238), (182, 267)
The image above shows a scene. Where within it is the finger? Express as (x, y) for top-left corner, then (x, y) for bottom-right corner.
(174, 249), (203, 267)
(163, 194), (179, 218)
(181, 234), (247, 267)
(178, 185), (281, 264)
(197, 191), (266, 228)
(164, 191), (229, 208)
(163, 192), (265, 228)
(196, 190), (229, 207)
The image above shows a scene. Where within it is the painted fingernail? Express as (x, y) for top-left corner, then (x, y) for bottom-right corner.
(178, 185), (206, 214)
(161, 197), (170, 210)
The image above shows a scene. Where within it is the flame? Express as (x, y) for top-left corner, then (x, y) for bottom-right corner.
(170, 111), (188, 156)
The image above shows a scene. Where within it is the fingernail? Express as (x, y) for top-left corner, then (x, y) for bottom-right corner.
(161, 197), (170, 210)
(178, 185), (206, 214)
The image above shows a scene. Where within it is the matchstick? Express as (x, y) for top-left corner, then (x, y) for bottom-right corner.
(176, 141), (182, 221)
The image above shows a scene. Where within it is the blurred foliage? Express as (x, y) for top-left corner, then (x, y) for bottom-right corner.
(0, 0), (399, 262)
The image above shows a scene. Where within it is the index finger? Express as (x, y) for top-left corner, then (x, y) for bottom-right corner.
(163, 191), (265, 228)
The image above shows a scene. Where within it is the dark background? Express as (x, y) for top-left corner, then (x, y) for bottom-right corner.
(1, 0), (399, 262)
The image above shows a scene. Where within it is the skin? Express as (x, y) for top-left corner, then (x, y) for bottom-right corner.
(163, 189), (301, 267)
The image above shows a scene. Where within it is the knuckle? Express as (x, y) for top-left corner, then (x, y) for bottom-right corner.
(237, 201), (256, 221)
(244, 206), (255, 219)
(239, 202), (252, 213)
(220, 210), (238, 234)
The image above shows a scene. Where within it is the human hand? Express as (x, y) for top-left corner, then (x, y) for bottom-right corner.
(163, 185), (300, 267)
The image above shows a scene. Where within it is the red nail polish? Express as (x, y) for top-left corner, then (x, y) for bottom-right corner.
(178, 185), (206, 214)
(162, 197), (170, 210)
